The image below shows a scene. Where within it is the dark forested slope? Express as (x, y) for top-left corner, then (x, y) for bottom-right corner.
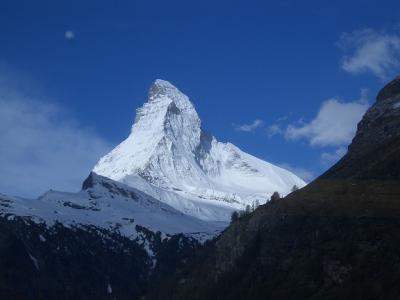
(147, 77), (400, 300)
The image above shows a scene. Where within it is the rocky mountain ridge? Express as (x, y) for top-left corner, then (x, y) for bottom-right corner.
(323, 76), (400, 180)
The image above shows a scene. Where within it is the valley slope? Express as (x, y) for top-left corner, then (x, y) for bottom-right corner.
(146, 77), (400, 300)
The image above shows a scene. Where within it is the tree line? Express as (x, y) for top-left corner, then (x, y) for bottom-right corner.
(230, 185), (300, 223)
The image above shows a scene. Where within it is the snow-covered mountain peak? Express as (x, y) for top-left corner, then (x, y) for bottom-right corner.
(143, 79), (199, 124)
(148, 79), (189, 102)
(95, 79), (202, 182)
(132, 79), (201, 150)
(94, 80), (306, 222)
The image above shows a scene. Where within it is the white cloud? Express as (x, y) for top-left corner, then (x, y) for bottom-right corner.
(65, 30), (75, 40)
(278, 163), (315, 183)
(339, 28), (400, 79)
(0, 75), (111, 198)
(285, 94), (369, 147)
(320, 147), (347, 165)
(265, 124), (283, 138)
(235, 119), (264, 132)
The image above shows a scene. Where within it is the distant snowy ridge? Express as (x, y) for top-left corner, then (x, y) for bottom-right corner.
(94, 79), (306, 221)
(0, 173), (222, 242)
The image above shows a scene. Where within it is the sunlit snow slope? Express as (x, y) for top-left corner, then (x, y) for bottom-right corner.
(0, 173), (221, 241)
(94, 80), (306, 221)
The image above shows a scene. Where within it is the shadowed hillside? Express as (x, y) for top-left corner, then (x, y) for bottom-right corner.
(146, 76), (400, 300)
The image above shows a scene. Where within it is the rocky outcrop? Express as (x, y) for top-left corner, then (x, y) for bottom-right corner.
(323, 76), (400, 180)
(377, 76), (400, 102)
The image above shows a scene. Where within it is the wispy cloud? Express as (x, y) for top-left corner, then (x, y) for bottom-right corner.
(265, 124), (283, 138)
(320, 147), (347, 165)
(234, 119), (264, 132)
(338, 28), (400, 80)
(285, 92), (369, 147)
(0, 71), (111, 198)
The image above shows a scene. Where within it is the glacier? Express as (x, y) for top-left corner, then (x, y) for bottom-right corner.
(94, 79), (306, 222)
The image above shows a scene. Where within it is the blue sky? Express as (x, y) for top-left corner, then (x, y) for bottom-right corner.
(1, 0), (400, 197)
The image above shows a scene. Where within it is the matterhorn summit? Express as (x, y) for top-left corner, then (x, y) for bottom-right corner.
(94, 80), (306, 222)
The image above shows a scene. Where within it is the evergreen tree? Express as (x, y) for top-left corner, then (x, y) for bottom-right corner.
(291, 185), (299, 192)
(270, 191), (281, 202)
(231, 211), (239, 223)
(251, 200), (261, 211)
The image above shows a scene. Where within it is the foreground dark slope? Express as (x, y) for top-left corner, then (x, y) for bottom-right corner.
(147, 77), (400, 300)
(0, 210), (199, 299)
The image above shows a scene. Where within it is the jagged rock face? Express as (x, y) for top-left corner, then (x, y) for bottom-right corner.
(94, 79), (305, 221)
(95, 79), (203, 187)
(322, 76), (400, 180)
(377, 76), (400, 102)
